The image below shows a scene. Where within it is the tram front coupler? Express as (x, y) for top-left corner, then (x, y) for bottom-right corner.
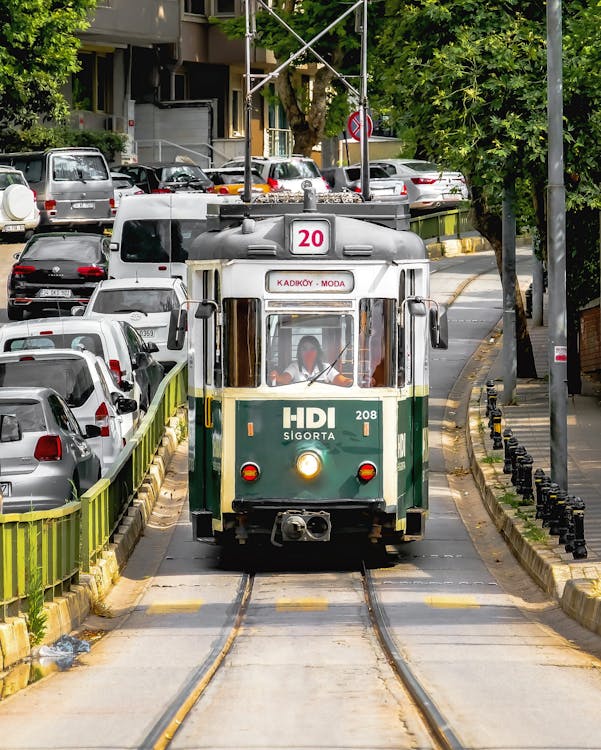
(271, 510), (332, 546)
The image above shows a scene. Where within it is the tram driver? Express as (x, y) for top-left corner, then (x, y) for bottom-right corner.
(269, 335), (352, 387)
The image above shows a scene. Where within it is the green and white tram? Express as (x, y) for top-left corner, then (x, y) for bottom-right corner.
(184, 193), (447, 547)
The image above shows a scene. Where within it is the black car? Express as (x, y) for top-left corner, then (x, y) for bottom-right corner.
(113, 162), (213, 194)
(7, 233), (109, 320)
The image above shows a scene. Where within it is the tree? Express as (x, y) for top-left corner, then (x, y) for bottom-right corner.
(373, 0), (601, 377)
(0, 0), (96, 130)
(221, 1), (371, 156)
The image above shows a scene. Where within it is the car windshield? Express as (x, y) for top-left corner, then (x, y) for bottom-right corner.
(0, 400), (46, 432)
(52, 154), (109, 181)
(213, 169), (264, 185)
(404, 161), (439, 172)
(93, 288), (178, 314)
(0, 358), (94, 408)
(5, 333), (104, 357)
(160, 165), (207, 182)
(22, 237), (102, 262)
(346, 166), (391, 181)
(0, 172), (27, 189)
(113, 176), (134, 189)
(271, 161), (320, 180)
(121, 219), (207, 263)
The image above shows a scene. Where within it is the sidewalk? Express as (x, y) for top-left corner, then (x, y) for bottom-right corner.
(468, 298), (601, 636)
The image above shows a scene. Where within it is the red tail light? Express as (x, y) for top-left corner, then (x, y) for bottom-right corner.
(45, 199), (57, 210)
(151, 188), (172, 194)
(32, 190), (37, 200)
(95, 401), (110, 437)
(240, 462), (260, 482)
(109, 197), (117, 215)
(353, 186), (362, 193)
(357, 461), (377, 483)
(321, 178), (331, 190)
(218, 186), (229, 195)
(12, 264), (36, 276)
(34, 435), (63, 461)
(411, 177), (437, 185)
(77, 265), (106, 279)
(267, 177), (280, 191)
(207, 186), (216, 193)
(399, 183), (408, 196)
(109, 359), (123, 386)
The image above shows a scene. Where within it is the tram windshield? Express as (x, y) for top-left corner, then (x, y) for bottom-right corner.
(267, 313), (354, 387)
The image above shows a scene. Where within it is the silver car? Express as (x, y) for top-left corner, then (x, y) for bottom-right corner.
(370, 159), (469, 211)
(321, 164), (408, 202)
(0, 387), (102, 513)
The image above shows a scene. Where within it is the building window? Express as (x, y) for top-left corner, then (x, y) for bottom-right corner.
(214, 0), (236, 15)
(184, 0), (206, 13)
(231, 89), (243, 135)
(173, 72), (188, 100)
(73, 52), (113, 113)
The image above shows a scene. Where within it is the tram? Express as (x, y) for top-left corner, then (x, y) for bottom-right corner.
(181, 189), (447, 547)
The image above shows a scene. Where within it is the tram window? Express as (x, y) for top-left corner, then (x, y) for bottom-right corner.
(398, 271), (406, 386)
(358, 299), (396, 388)
(266, 313), (353, 387)
(121, 219), (207, 263)
(223, 298), (261, 387)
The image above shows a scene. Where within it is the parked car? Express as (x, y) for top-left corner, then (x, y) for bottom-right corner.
(113, 162), (213, 194)
(82, 277), (189, 371)
(222, 156), (330, 194)
(7, 232), (110, 320)
(0, 387), (102, 513)
(111, 172), (143, 209)
(0, 147), (116, 231)
(369, 159), (469, 211)
(0, 166), (40, 240)
(0, 316), (164, 413)
(0, 349), (136, 474)
(321, 164), (408, 202)
(205, 166), (271, 196)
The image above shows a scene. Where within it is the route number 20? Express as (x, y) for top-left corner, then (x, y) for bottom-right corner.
(291, 220), (330, 255)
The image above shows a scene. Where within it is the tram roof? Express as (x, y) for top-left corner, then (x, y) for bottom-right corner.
(194, 204), (426, 262)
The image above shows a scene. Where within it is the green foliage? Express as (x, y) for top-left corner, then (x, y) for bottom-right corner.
(0, 0), (96, 129)
(0, 126), (127, 161)
(26, 523), (47, 646)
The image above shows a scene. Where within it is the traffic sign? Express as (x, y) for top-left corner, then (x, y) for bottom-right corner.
(347, 110), (373, 142)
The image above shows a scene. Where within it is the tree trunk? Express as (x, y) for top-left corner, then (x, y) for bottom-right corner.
(471, 190), (538, 378)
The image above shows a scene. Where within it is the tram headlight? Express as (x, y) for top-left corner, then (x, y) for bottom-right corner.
(357, 461), (377, 483)
(295, 451), (322, 480)
(240, 462), (260, 482)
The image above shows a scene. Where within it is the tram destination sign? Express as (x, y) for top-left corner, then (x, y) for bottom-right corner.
(267, 270), (354, 293)
(290, 218), (331, 255)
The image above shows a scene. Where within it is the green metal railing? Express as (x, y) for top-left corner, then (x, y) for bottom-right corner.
(0, 362), (187, 620)
(409, 207), (473, 242)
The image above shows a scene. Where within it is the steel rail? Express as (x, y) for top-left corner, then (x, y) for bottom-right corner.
(140, 572), (254, 750)
(362, 564), (466, 750)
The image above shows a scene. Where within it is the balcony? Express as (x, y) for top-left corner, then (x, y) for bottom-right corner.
(84, 0), (180, 46)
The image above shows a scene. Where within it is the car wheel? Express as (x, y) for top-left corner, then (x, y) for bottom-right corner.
(23, 229), (34, 241)
(7, 304), (24, 321)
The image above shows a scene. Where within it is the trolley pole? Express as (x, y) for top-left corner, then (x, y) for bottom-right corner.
(502, 174), (517, 405)
(547, 0), (568, 489)
(243, 0), (255, 204)
(360, 0), (370, 200)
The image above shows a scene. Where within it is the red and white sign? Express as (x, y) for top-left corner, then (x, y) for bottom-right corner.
(290, 219), (331, 255)
(347, 110), (373, 142)
(267, 270), (354, 293)
(554, 346), (568, 363)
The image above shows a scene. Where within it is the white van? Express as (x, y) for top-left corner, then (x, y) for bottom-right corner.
(108, 192), (239, 280)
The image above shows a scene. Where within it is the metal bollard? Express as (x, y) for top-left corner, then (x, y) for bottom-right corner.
(552, 489), (569, 540)
(534, 468), (546, 518)
(571, 497), (588, 559)
(511, 445), (527, 487)
(503, 428), (514, 474)
(520, 454), (534, 503)
(563, 496), (576, 553)
(541, 481), (558, 528)
(506, 436), (519, 481)
(546, 483), (561, 532)
(491, 409), (503, 450)
(485, 380), (495, 417)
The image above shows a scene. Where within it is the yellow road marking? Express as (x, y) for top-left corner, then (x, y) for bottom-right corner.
(276, 598), (329, 612)
(425, 595), (479, 609)
(146, 600), (203, 615)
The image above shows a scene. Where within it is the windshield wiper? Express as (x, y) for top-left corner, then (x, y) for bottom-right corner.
(307, 342), (350, 386)
(113, 308), (148, 316)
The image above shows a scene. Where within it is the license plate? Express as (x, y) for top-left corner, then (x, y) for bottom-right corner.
(0, 483), (11, 496)
(138, 328), (155, 338)
(39, 288), (72, 298)
(3, 224), (25, 232)
(72, 202), (95, 209)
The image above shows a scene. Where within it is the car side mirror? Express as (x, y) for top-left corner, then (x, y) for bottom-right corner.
(0, 414), (21, 442)
(71, 306), (86, 317)
(12, 252), (21, 260)
(430, 305), (449, 350)
(145, 342), (159, 354)
(120, 379), (134, 392)
(167, 308), (187, 350)
(194, 300), (217, 319)
(84, 424), (102, 439)
(406, 298), (427, 317)
(116, 397), (138, 415)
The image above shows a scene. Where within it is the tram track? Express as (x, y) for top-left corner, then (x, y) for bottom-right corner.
(141, 562), (466, 750)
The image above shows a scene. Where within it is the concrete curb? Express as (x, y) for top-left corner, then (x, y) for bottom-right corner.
(427, 234), (491, 258)
(0, 412), (185, 674)
(467, 385), (601, 635)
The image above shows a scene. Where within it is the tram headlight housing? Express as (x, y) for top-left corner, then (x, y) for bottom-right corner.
(295, 451), (322, 480)
(240, 462), (260, 482)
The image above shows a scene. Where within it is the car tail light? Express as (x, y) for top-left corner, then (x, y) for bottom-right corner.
(240, 462), (260, 482)
(353, 186), (362, 193)
(12, 264), (36, 276)
(109, 197), (117, 215)
(357, 461), (377, 483)
(32, 190), (37, 200)
(151, 188), (172, 194)
(207, 186), (216, 193)
(34, 435), (63, 461)
(95, 401), (110, 437)
(399, 183), (408, 196)
(109, 359), (123, 386)
(218, 186), (230, 195)
(78, 265), (106, 279)
(45, 199), (57, 210)
(411, 177), (437, 185)
(267, 177), (280, 191)
(321, 178), (331, 190)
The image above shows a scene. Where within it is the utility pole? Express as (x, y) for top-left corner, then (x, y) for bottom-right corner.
(243, 0), (255, 203)
(547, 0), (568, 489)
(502, 174), (517, 405)
(360, 0), (370, 200)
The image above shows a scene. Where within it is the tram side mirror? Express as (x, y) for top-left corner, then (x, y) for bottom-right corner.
(194, 300), (217, 320)
(430, 305), (449, 350)
(406, 298), (427, 317)
(167, 308), (188, 350)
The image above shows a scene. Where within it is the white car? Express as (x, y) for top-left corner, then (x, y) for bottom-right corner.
(110, 171), (143, 209)
(0, 349), (137, 474)
(0, 316), (164, 413)
(222, 156), (330, 194)
(369, 159), (469, 211)
(0, 166), (40, 240)
(83, 277), (189, 371)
